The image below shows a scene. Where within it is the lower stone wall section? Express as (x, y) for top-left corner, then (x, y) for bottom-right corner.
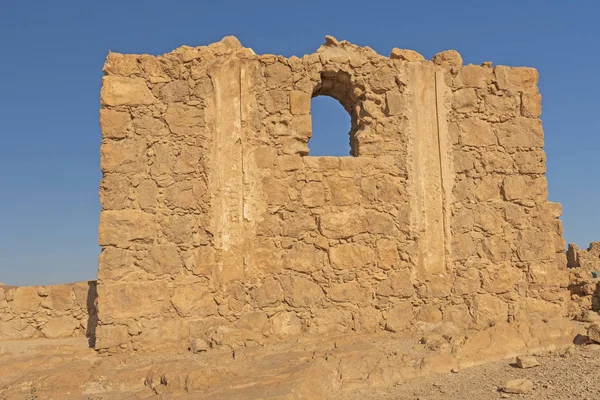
(568, 242), (600, 317)
(0, 281), (97, 341)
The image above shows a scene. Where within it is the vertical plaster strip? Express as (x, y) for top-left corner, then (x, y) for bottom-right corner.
(408, 63), (447, 276)
(210, 58), (244, 283)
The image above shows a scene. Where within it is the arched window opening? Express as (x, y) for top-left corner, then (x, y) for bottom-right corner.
(308, 95), (352, 156)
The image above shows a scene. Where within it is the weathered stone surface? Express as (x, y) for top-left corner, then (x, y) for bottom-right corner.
(516, 355), (540, 369)
(87, 36), (567, 354)
(587, 323), (600, 343)
(41, 316), (79, 339)
(503, 378), (534, 394)
(390, 48), (424, 62)
(100, 76), (157, 106)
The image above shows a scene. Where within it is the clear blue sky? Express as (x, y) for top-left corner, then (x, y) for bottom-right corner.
(0, 0), (598, 286)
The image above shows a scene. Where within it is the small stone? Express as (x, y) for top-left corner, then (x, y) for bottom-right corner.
(324, 35), (339, 46)
(390, 48), (424, 62)
(432, 50), (463, 70)
(451, 367), (459, 373)
(503, 378), (534, 394)
(190, 338), (210, 353)
(585, 344), (600, 352)
(516, 355), (540, 369)
(587, 323), (600, 344)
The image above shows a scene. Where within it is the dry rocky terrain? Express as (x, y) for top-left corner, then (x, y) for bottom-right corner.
(0, 321), (597, 400)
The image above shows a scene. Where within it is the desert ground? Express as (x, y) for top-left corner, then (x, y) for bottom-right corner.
(1, 324), (598, 400)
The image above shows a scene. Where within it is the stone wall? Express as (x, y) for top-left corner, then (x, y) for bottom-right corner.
(567, 242), (600, 316)
(95, 36), (569, 353)
(0, 281), (97, 341)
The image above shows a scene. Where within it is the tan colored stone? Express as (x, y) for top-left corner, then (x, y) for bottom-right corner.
(284, 277), (324, 308)
(432, 50), (462, 69)
(270, 312), (302, 337)
(164, 103), (204, 136)
(390, 48), (424, 62)
(495, 66), (538, 92)
(454, 64), (492, 88)
(98, 281), (170, 320)
(98, 210), (155, 246)
(41, 316), (79, 339)
(40, 285), (74, 311)
(284, 242), (325, 273)
(289, 90), (311, 115)
(100, 109), (132, 139)
(385, 303), (414, 332)
(329, 243), (376, 270)
(100, 76), (157, 106)
(503, 378), (533, 394)
(516, 355), (540, 369)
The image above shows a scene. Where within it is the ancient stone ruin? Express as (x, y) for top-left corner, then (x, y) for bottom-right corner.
(0, 37), (582, 366)
(91, 35), (571, 354)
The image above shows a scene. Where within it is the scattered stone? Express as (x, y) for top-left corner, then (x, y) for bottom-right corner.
(585, 343), (600, 352)
(587, 323), (600, 343)
(503, 378), (534, 394)
(516, 355), (540, 369)
(190, 338), (210, 353)
(450, 367), (459, 373)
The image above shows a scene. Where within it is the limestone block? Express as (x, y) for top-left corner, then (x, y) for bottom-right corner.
(270, 312), (302, 337)
(482, 236), (512, 263)
(521, 92), (542, 118)
(100, 76), (157, 106)
(385, 92), (404, 115)
(514, 150), (546, 174)
(161, 214), (196, 244)
(98, 247), (134, 280)
(100, 138), (147, 174)
(416, 305), (442, 323)
(236, 312), (269, 333)
(160, 80), (190, 102)
(454, 64), (492, 88)
(283, 277), (324, 308)
(456, 117), (495, 147)
(164, 181), (205, 210)
(432, 50), (462, 70)
(98, 210), (156, 246)
(98, 281), (170, 320)
(145, 243), (183, 276)
(103, 53), (141, 76)
(264, 62), (292, 88)
(319, 210), (367, 239)
(41, 316), (79, 338)
(496, 117), (544, 148)
(442, 303), (472, 330)
(137, 179), (158, 211)
(0, 319), (41, 340)
(100, 109), (132, 139)
(281, 212), (317, 238)
(326, 176), (360, 206)
(453, 268), (481, 295)
(164, 103), (204, 136)
(481, 265), (522, 294)
(376, 269), (414, 298)
(514, 297), (563, 322)
(471, 294), (508, 328)
(133, 115), (170, 137)
(485, 94), (519, 117)
(376, 239), (400, 270)
(289, 90), (310, 115)
(503, 176), (548, 202)
(369, 66), (397, 92)
(503, 378), (533, 394)
(495, 66), (538, 93)
(283, 242), (325, 273)
(40, 285), (74, 311)
(252, 278), (283, 308)
(99, 174), (131, 210)
(453, 88), (478, 113)
(301, 181), (325, 207)
(329, 243), (376, 270)
(385, 302), (414, 332)
(95, 324), (129, 350)
(326, 281), (370, 304)
(515, 230), (554, 262)
(12, 286), (41, 312)
(390, 48), (424, 62)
